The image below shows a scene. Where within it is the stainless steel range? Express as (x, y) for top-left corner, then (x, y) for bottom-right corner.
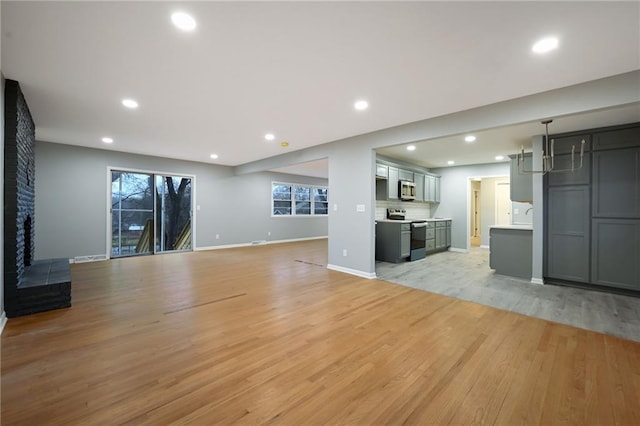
(385, 208), (427, 261)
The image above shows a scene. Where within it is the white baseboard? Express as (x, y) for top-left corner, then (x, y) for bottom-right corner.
(196, 236), (328, 252)
(449, 247), (468, 253)
(70, 254), (109, 264)
(0, 311), (7, 335)
(530, 277), (545, 285)
(327, 264), (376, 279)
(480, 245), (490, 249)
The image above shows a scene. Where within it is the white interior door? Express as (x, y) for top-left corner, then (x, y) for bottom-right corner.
(495, 182), (511, 225)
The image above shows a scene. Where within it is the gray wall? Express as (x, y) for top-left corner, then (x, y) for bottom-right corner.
(431, 162), (510, 250)
(34, 142), (328, 260)
(327, 144), (376, 276)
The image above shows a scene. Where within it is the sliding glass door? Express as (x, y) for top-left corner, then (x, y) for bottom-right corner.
(111, 170), (192, 258)
(155, 175), (192, 253)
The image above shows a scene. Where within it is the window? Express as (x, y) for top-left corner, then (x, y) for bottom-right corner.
(272, 182), (328, 216)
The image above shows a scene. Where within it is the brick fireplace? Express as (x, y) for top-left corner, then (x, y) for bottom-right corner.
(3, 79), (71, 317)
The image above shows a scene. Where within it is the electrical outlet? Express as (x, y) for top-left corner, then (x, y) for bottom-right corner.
(268, 231), (271, 236)
(356, 204), (365, 212)
(216, 234), (220, 239)
(342, 249), (348, 257)
(333, 204), (338, 211)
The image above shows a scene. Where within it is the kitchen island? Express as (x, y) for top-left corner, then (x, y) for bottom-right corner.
(489, 224), (532, 280)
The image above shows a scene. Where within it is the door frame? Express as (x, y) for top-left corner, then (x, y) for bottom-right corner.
(106, 166), (197, 259)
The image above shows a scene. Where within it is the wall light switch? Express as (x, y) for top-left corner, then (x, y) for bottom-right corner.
(356, 204), (365, 212)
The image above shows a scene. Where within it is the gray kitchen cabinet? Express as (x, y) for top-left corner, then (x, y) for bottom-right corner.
(490, 227), (533, 280)
(593, 126), (640, 150)
(544, 122), (640, 293)
(414, 173), (425, 202)
(546, 134), (591, 188)
(591, 219), (640, 291)
(547, 152), (591, 186)
(399, 169), (414, 182)
(388, 167), (399, 200)
(435, 227), (447, 250)
(509, 153), (532, 202)
(592, 147), (640, 218)
(424, 175), (433, 201)
(546, 186), (591, 283)
(426, 220), (450, 253)
(425, 222), (435, 252)
(424, 174), (441, 203)
(436, 221), (447, 247)
(551, 134), (591, 154)
(375, 221), (411, 263)
(376, 164), (388, 179)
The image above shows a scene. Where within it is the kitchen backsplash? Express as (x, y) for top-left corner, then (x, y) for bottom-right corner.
(376, 200), (431, 220)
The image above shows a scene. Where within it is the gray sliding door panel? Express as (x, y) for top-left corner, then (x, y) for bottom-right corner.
(592, 148), (640, 218)
(591, 219), (640, 290)
(547, 186), (591, 282)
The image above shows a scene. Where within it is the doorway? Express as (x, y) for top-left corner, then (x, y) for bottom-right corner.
(495, 182), (511, 226)
(110, 170), (193, 258)
(470, 179), (481, 247)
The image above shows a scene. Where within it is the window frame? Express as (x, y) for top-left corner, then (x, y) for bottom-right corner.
(271, 181), (329, 218)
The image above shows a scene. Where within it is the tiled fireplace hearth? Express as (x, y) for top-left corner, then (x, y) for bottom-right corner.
(3, 79), (71, 317)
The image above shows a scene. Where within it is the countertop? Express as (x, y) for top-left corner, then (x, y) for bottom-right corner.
(376, 217), (452, 224)
(490, 224), (533, 231)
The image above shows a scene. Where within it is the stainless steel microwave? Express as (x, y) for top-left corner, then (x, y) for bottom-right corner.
(399, 180), (416, 201)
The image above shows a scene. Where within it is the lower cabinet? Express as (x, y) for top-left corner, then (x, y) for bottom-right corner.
(427, 220), (451, 254)
(591, 219), (640, 291)
(544, 122), (640, 294)
(375, 222), (411, 263)
(546, 186), (591, 283)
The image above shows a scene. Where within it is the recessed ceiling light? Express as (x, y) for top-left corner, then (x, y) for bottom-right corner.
(122, 99), (138, 109)
(171, 12), (196, 31)
(354, 100), (369, 111)
(406, 145), (416, 151)
(281, 141), (289, 147)
(447, 160), (455, 165)
(464, 135), (476, 143)
(265, 133), (275, 141)
(101, 137), (113, 144)
(495, 155), (505, 161)
(210, 154), (218, 159)
(532, 36), (558, 54)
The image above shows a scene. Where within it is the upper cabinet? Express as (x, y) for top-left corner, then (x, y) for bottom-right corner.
(376, 164), (388, 179)
(424, 174), (440, 203)
(414, 173), (425, 202)
(398, 169), (414, 182)
(509, 153), (532, 203)
(388, 166), (399, 200)
(375, 160), (440, 203)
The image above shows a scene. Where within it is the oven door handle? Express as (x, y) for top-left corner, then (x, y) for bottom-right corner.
(411, 222), (427, 228)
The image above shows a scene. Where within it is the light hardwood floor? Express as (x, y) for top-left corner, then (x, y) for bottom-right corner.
(2, 239), (639, 424)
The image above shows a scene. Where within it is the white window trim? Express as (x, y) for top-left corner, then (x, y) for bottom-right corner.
(271, 181), (329, 218)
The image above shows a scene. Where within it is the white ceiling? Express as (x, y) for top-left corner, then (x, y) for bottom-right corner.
(377, 103), (640, 169)
(2, 2), (639, 175)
